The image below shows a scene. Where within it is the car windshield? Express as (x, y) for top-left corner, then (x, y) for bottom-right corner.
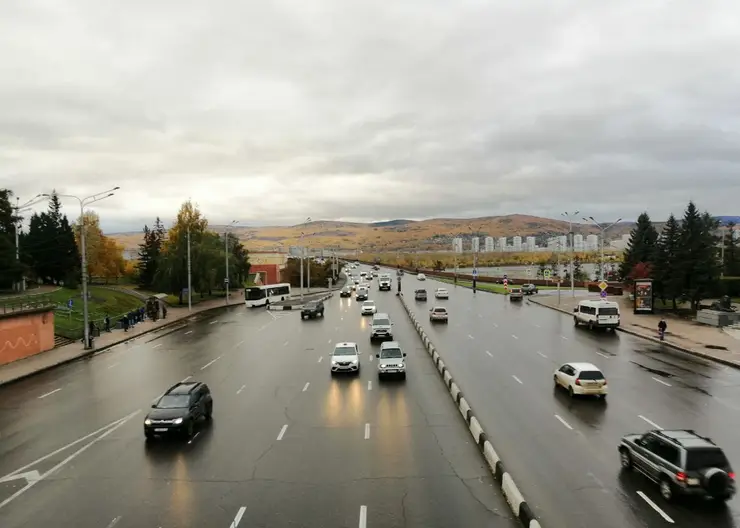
(363, 301), (374, 306)
(381, 348), (403, 359)
(373, 318), (390, 326)
(685, 448), (729, 471)
(305, 302), (317, 308)
(598, 307), (619, 315)
(156, 395), (190, 408)
(334, 346), (356, 357)
(578, 370), (604, 380)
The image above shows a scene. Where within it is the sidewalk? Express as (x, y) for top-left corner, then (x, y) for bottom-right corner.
(529, 294), (740, 369)
(0, 297), (246, 387)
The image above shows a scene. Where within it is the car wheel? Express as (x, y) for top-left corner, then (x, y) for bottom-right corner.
(588, 321), (594, 331)
(401, 373), (406, 381)
(186, 420), (194, 438)
(145, 431), (154, 441)
(619, 449), (633, 470)
(553, 375), (559, 388)
(599, 394), (607, 400)
(574, 317), (579, 326)
(568, 386), (574, 398)
(660, 478), (674, 502)
(205, 403), (213, 419)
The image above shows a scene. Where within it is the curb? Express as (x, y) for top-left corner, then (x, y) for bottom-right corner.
(527, 298), (740, 370)
(0, 303), (241, 388)
(396, 293), (542, 528)
(268, 292), (335, 311)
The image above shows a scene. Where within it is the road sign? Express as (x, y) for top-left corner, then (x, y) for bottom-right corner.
(543, 270), (552, 280)
(224, 277), (229, 284)
(598, 281), (608, 291)
(526, 268), (532, 277)
(600, 290), (608, 298)
(503, 274), (508, 279)
(472, 268), (478, 278)
(503, 278), (508, 286)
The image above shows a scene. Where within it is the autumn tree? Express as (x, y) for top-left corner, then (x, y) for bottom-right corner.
(74, 211), (126, 282)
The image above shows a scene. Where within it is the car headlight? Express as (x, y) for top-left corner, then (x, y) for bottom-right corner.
(144, 419), (152, 425)
(380, 364), (387, 368)
(332, 360), (339, 365)
(173, 418), (183, 425)
(351, 359), (359, 365)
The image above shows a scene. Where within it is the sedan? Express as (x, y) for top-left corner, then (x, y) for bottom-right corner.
(429, 306), (448, 323)
(361, 300), (377, 315)
(435, 288), (449, 299)
(417, 273), (426, 281)
(554, 362), (607, 398)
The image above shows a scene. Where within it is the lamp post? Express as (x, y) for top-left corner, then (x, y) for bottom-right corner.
(561, 211), (580, 297)
(223, 220), (238, 304)
(584, 216), (622, 281)
(299, 217), (311, 300)
(45, 187), (119, 349)
(468, 225), (481, 293)
(11, 194), (44, 292)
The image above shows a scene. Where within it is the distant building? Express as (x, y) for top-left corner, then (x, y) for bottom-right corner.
(483, 236), (494, 252)
(498, 237), (507, 251)
(452, 237), (463, 253)
(512, 236), (522, 251)
(526, 236), (536, 251)
(586, 234), (599, 251)
(471, 237), (480, 253)
(573, 234), (584, 251)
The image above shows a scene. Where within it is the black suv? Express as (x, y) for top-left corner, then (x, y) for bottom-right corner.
(619, 429), (735, 502)
(340, 286), (352, 298)
(144, 381), (213, 439)
(522, 284), (538, 295)
(301, 300), (325, 319)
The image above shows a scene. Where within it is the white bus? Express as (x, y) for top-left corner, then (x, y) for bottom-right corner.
(244, 283), (292, 307)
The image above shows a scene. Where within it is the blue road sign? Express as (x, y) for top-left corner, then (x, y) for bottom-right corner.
(600, 290), (608, 298)
(472, 268), (478, 278)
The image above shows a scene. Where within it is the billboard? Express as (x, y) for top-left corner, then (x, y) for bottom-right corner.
(634, 279), (654, 314)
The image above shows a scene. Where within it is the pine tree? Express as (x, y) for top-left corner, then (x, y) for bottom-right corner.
(676, 203), (721, 310)
(723, 222), (740, 277)
(136, 225), (157, 288)
(0, 189), (23, 289)
(572, 255), (587, 281)
(653, 214), (681, 309)
(620, 212), (658, 280)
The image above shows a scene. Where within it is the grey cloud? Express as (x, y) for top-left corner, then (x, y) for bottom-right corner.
(2, 0), (740, 234)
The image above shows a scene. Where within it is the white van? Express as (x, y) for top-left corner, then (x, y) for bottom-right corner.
(573, 300), (620, 330)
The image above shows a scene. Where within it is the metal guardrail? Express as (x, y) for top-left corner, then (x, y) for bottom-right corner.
(1, 294), (57, 315)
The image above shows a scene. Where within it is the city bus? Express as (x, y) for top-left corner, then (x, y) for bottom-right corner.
(244, 283), (292, 307)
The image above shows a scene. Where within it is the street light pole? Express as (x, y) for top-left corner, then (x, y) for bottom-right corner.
(46, 187), (120, 349)
(584, 216), (622, 281)
(224, 220), (238, 304)
(561, 211), (580, 297)
(187, 227), (192, 311)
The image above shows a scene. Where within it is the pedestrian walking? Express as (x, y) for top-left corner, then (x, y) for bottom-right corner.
(104, 314), (111, 332)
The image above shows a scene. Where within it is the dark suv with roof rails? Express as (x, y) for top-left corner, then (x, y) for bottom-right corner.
(619, 429), (735, 502)
(144, 381), (213, 440)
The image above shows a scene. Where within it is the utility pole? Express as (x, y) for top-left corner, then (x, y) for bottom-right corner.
(561, 211), (579, 297)
(584, 216), (622, 281)
(47, 188), (120, 349)
(224, 220), (238, 304)
(468, 225), (479, 293)
(11, 194), (43, 292)
(720, 226), (727, 278)
(187, 228), (192, 311)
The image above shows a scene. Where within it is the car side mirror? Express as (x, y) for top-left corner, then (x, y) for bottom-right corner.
(573, 308), (578, 313)
(403, 353), (407, 357)
(151, 403), (157, 408)
(376, 354), (380, 358)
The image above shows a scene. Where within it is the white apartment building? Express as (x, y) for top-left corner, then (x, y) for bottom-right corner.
(512, 236), (522, 251)
(526, 236), (536, 251)
(452, 237), (463, 253)
(498, 237), (507, 251)
(471, 237), (480, 253)
(586, 234), (599, 251)
(484, 236), (494, 252)
(573, 234), (584, 251)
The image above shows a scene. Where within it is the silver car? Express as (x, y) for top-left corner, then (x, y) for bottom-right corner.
(331, 342), (361, 375)
(376, 341), (407, 380)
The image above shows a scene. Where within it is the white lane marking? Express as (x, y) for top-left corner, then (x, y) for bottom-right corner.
(512, 375), (523, 384)
(537, 351), (548, 358)
(652, 377), (672, 387)
(359, 505), (368, 528)
(467, 334), (474, 339)
(364, 423), (370, 440)
(561, 335), (568, 340)
(328, 339), (332, 343)
(302, 382), (310, 392)
(104, 516), (122, 528)
(107, 362), (119, 369)
(236, 384), (246, 395)
(492, 323), (498, 328)
(229, 506), (247, 528)
(0, 470), (41, 484)
(367, 381), (372, 391)
(234, 340), (244, 348)
(597, 352), (610, 359)
(209, 320), (219, 325)
(639, 415), (663, 430)
(511, 334), (518, 340)
(268, 310), (278, 320)
(533, 324), (540, 328)
(485, 350), (493, 357)
(187, 431), (201, 445)
(38, 388), (62, 399)
(555, 414), (573, 430)
(276, 424), (288, 441)
(185, 330), (193, 335)
(153, 343), (163, 349)
(258, 325), (266, 332)
(181, 376), (192, 383)
(318, 356), (323, 363)
(0, 410), (139, 511)
(283, 341), (289, 347)
(637, 491), (675, 523)
(200, 356), (222, 370)
(369, 354), (373, 361)
(335, 326), (339, 331)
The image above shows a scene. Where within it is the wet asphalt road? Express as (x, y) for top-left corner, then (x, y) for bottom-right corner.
(0, 299), (518, 527)
(389, 267), (740, 528)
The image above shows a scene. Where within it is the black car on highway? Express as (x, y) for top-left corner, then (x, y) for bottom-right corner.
(340, 286), (352, 297)
(144, 381), (212, 439)
(522, 284), (538, 295)
(301, 300), (325, 319)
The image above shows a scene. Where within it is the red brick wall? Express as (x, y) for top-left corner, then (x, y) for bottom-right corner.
(0, 309), (56, 366)
(250, 264), (281, 285)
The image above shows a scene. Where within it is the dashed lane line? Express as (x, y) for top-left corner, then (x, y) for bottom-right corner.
(597, 352), (610, 359)
(511, 334), (518, 340)
(38, 388), (62, 399)
(283, 341), (289, 347)
(652, 377), (672, 387)
(153, 343), (162, 349)
(302, 382), (310, 392)
(485, 350), (493, 357)
(209, 320), (219, 325)
(359, 505), (368, 528)
(367, 381), (372, 391)
(318, 356), (323, 363)
(537, 351), (548, 358)
(276, 424), (288, 441)
(639, 415), (663, 429)
(104, 516), (122, 528)
(364, 423), (370, 440)
(181, 376), (192, 383)
(200, 356), (222, 370)
(637, 491), (674, 523)
(229, 507), (247, 528)
(512, 375), (523, 384)
(236, 385), (246, 395)
(234, 340), (244, 348)
(185, 330), (193, 335)
(555, 414), (574, 430)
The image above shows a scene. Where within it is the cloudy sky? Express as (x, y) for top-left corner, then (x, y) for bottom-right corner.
(1, 0), (739, 233)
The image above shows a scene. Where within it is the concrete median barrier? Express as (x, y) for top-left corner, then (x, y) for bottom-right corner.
(397, 292), (543, 528)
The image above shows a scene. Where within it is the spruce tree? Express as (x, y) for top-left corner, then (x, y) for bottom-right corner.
(620, 212), (658, 280)
(676, 203), (721, 310)
(0, 189), (23, 289)
(653, 214), (682, 309)
(723, 222), (740, 277)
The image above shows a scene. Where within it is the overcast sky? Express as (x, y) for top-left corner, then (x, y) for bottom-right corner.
(1, 0), (739, 233)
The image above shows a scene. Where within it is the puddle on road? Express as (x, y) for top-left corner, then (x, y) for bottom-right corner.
(630, 360), (675, 379)
(631, 360), (715, 397)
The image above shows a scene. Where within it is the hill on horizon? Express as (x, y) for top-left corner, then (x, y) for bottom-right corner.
(109, 213), (640, 252)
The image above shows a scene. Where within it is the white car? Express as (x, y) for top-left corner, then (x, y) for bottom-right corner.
(417, 273), (426, 281)
(435, 288), (449, 299)
(376, 341), (407, 380)
(554, 362), (607, 399)
(361, 300), (377, 315)
(429, 306), (448, 323)
(331, 342), (361, 375)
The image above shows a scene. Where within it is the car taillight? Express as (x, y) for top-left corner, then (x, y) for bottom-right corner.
(575, 379), (581, 386)
(676, 472), (687, 482)
(729, 472), (735, 480)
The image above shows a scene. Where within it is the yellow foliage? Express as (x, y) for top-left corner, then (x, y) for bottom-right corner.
(167, 199), (209, 247)
(74, 211), (127, 279)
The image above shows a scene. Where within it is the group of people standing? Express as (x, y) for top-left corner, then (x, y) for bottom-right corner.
(84, 298), (168, 347)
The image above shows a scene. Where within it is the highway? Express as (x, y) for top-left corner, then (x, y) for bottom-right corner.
(383, 266), (740, 528)
(0, 298), (518, 527)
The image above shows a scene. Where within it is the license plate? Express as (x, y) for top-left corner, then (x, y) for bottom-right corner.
(385, 369), (397, 373)
(154, 428), (168, 432)
(687, 478), (700, 485)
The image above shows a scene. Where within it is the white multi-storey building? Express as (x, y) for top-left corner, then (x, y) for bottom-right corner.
(512, 236), (522, 251)
(586, 234), (599, 251)
(573, 234), (584, 251)
(452, 237), (463, 253)
(526, 236), (536, 251)
(471, 237), (480, 253)
(484, 236), (494, 252)
(559, 235), (567, 250)
(498, 237), (507, 251)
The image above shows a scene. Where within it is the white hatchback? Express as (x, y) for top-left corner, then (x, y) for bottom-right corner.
(554, 362), (607, 398)
(417, 273), (426, 281)
(435, 288), (449, 299)
(361, 300), (377, 315)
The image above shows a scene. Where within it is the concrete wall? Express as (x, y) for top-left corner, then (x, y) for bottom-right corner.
(0, 308), (56, 366)
(250, 264), (282, 285)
